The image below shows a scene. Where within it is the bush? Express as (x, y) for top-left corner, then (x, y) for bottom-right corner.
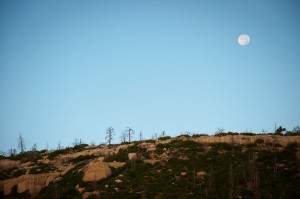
(104, 149), (128, 162)
(29, 162), (56, 174)
(70, 154), (96, 163)
(158, 136), (171, 140)
(48, 148), (70, 160)
(255, 138), (264, 144)
(73, 144), (89, 151)
(143, 139), (156, 143)
(240, 132), (256, 136)
(0, 168), (26, 180)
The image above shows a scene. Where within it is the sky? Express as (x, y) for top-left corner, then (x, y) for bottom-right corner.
(1, 0), (300, 152)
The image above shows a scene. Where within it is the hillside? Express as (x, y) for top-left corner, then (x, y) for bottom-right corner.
(1, 134), (300, 199)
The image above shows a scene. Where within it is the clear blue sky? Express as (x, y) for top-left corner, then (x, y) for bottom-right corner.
(1, 0), (300, 152)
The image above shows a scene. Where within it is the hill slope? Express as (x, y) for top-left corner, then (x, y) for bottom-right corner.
(1, 135), (300, 199)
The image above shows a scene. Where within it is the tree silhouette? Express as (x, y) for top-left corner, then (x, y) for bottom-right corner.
(275, 126), (286, 135)
(18, 133), (26, 153)
(106, 126), (115, 145)
(127, 127), (134, 142)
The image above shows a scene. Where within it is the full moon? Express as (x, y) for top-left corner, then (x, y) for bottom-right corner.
(238, 34), (250, 46)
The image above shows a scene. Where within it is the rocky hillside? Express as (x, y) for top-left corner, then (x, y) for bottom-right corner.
(1, 134), (300, 199)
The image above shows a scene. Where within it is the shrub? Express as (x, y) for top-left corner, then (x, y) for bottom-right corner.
(29, 162), (56, 174)
(48, 148), (70, 160)
(143, 139), (156, 143)
(69, 154), (96, 163)
(158, 136), (171, 140)
(73, 144), (89, 151)
(104, 149), (128, 162)
(0, 168), (26, 180)
(255, 138), (264, 144)
(240, 132), (256, 136)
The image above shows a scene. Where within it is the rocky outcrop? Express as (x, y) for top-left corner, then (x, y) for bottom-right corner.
(0, 159), (20, 170)
(83, 162), (111, 182)
(1, 172), (60, 196)
(128, 153), (137, 160)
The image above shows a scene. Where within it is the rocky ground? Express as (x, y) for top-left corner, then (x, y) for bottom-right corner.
(1, 134), (300, 199)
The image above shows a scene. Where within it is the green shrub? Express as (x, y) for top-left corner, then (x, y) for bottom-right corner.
(29, 162), (56, 174)
(255, 138), (264, 144)
(73, 144), (89, 152)
(158, 136), (171, 140)
(70, 154), (96, 163)
(192, 133), (208, 137)
(240, 132), (256, 136)
(143, 139), (156, 143)
(104, 149), (128, 162)
(48, 148), (70, 160)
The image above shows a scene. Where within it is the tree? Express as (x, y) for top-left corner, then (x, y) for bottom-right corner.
(18, 133), (26, 153)
(152, 133), (158, 140)
(139, 131), (143, 141)
(160, 130), (166, 137)
(120, 131), (127, 143)
(106, 126), (115, 145)
(72, 138), (83, 146)
(293, 126), (300, 133)
(8, 147), (16, 156)
(57, 141), (62, 150)
(90, 140), (96, 146)
(31, 143), (38, 151)
(126, 127), (134, 142)
(275, 126), (286, 135)
(215, 128), (225, 135)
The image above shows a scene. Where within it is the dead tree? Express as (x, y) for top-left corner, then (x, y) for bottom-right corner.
(18, 133), (26, 153)
(106, 126), (115, 145)
(127, 127), (134, 142)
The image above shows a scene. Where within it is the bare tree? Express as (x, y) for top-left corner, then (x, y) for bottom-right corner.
(139, 131), (143, 141)
(31, 143), (38, 151)
(57, 141), (62, 150)
(152, 133), (158, 140)
(72, 138), (83, 146)
(160, 130), (166, 137)
(18, 133), (26, 153)
(8, 147), (16, 156)
(106, 126), (115, 145)
(215, 128), (225, 135)
(120, 131), (127, 143)
(127, 127), (134, 142)
(90, 140), (96, 146)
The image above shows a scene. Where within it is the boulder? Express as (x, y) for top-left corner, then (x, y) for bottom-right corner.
(107, 162), (125, 168)
(128, 153), (137, 160)
(196, 171), (207, 179)
(181, 172), (187, 176)
(83, 162), (111, 182)
(2, 172), (59, 196)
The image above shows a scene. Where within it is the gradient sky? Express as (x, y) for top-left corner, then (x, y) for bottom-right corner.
(1, 0), (300, 152)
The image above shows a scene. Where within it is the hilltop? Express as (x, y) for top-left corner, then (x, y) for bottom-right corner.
(1, 134), (300, 199)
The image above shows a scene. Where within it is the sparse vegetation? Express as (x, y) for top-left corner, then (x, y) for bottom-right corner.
(1, 134), (300, 199)
(69, 154), (96, 163)
(29, 162), (56, 174)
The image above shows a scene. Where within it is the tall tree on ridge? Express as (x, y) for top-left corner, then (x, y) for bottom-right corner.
(18, 133), (26, 153)
(106, 126), (115, 145)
